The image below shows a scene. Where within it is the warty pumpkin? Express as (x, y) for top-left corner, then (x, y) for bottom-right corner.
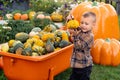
(66, 19), (79, 29)
(43, 24), (57, 32)
(70, 1), (120, 40)
(51, 12), (63, 22)
(61, 31), (69, 42)
(91, 38), (120, 66)
(41, 33), (55, 41)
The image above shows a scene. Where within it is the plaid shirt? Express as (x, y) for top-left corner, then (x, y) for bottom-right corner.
(71, 28), (94, 68)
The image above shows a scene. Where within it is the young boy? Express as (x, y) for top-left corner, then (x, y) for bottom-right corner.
(68, 11), (96, 80)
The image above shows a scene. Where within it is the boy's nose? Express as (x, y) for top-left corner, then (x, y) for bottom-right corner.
(81, 24), (86, 27)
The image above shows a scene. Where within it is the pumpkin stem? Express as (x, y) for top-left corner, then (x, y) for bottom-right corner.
(105, 38), (110, 42)
(92, 1), (98, 6)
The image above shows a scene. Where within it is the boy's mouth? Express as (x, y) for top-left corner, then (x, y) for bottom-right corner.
(81, 27), (86, 30)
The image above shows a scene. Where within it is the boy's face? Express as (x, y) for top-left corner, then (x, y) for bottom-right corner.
(80, 16), (95, 32)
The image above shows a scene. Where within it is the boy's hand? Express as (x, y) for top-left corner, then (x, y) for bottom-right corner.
(67, 29), (74, 42)
(68, 28), (74, 34)
(66, 14), (74, 22)
(68, 28), (77, 36)
(72, 29), (78, 36)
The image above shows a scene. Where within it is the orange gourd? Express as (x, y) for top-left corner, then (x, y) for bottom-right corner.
(13, 13), (21, 20)
(70, 1), (120, 40)
(91, 38), (120, 66)
(21, 14), (29, 20)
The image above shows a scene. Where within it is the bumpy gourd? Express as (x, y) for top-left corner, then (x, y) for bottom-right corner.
(41, 33), (55, 41)
(62, 31), (69, 42)
(66, 20), (79, 29)
(51, 12), (63, 22)
(45, 39), (55, 53)
(59, 40), (71, 48)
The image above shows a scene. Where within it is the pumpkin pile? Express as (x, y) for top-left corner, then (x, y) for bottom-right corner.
(6, 12), (29, 20)
(5, 11), (51, 21)
(1, 26), (71, 56)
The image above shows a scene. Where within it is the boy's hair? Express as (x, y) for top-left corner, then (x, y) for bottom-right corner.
(82, 12), (96, 23)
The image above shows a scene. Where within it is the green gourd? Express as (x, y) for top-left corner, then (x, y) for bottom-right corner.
(45, 39), (55, 53)
(22, 47), (32, 56)
(15, 32), (29, 43)
(13, 42), (24, 52)
(59, 40), (71, 48)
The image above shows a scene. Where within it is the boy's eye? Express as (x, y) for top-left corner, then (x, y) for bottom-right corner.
(80, 22), (84, 24)
(85, 22), (88, 25)
(80, 22), (89, 25)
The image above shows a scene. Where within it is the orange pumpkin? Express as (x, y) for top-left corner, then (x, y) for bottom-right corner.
(91, 38), (120, 66)
(13, 13), (21, 20)
(21, 14), (29, 20)
(70, 1), (120, 40)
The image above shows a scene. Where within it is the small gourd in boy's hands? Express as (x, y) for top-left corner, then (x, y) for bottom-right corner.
(66, 19), (79, 29)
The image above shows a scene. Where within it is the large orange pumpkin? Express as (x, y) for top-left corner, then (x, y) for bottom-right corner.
(91, 38), (120, 66)
(70, 1), (120, 40)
